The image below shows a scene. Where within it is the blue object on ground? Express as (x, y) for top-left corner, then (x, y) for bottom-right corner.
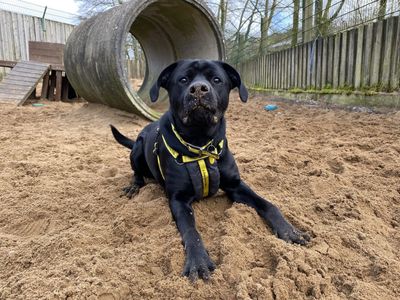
(32, 103), (45, 107)
(264, 104), (278, 111)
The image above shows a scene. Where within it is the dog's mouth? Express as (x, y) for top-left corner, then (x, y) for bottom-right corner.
(182, 98), (219, 126)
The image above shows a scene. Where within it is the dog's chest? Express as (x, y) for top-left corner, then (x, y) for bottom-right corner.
(185, 159), (220, 200)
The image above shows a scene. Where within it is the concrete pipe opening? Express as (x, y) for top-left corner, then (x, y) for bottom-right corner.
(64, 0), (225, 121)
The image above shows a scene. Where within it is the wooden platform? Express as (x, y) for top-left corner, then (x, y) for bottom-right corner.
(0, 61), (49, 105)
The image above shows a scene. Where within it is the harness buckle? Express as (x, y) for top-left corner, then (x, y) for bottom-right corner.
(153, 142), (158, 154)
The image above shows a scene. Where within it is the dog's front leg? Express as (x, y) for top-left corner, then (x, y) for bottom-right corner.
(220, 150), (310, 245)
(224, 181), (310, 244)
(169, 198), (215, 281)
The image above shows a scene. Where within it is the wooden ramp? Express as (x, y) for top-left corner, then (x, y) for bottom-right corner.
(0, 61), (49, 105)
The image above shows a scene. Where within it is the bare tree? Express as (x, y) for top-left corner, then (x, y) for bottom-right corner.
(259, 0), (277, 55)
(76, 0), (125, 18)
(315, 0), (346, 36)
(217, 0), (228, 33)
(292, 0), (300, 46)
(378, 0), (387, 20)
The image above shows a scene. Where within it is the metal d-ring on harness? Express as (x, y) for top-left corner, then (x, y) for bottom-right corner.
(153, 124), (224, 198)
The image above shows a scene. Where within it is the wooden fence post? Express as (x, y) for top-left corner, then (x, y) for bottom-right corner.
(354, 26), (364, 89)
(371, 21), (384, 87)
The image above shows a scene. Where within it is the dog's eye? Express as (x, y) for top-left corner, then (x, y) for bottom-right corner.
(179, 77), (188, 84)
(213, 77), (222, 84)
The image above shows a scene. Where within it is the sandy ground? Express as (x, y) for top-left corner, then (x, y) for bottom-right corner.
(0, 94), (399, 300)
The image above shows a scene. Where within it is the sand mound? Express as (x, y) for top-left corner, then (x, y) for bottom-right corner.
(0, 95), (399, 299)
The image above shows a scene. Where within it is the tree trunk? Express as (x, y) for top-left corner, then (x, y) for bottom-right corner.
(292, 0), (300, 46)
(378, 0), (387, 20)
(259, 0), (277, 55)
(219, 0), (228, 33)
(302, 0), (314, 43)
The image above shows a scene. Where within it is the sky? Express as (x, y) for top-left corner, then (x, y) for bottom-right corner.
(30, 0), (79, 14)
(0, 0), (80, 24)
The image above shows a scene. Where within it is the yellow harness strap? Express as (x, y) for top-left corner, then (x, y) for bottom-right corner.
(197, 159), (209, 197)
(156, 126), (224, 198)
(171, 124), (220, 160)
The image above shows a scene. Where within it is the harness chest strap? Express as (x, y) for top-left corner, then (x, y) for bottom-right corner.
(155, 126), (224, 198)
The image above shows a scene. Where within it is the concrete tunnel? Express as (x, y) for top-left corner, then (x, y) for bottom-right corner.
(64, 0), (225, 121)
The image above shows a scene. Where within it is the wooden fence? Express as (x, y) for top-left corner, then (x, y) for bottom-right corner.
(0, 10), (75, 78)
(238, 16), (400, 93)
(127, 59), (146, 79)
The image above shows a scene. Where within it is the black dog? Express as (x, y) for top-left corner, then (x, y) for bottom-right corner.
(111, 60), (309, 281)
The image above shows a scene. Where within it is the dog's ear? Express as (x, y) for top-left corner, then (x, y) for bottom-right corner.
(218, 61), (248, 102)
(150, 62), (178, 102)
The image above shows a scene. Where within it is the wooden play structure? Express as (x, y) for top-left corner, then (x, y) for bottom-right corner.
(0, 41), (75, 105)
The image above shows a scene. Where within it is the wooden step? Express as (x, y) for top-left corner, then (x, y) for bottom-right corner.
(0, 61), (49, 106)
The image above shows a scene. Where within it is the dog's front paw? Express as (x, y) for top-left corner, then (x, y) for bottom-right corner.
(120, 184), (140, 199)
(274, 223), (310, 245)
(183, 249), (216, 282)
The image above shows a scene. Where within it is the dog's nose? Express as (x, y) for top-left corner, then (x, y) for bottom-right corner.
(189, 82), (209, 96)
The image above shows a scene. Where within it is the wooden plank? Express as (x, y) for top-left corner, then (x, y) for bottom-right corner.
(287, 49), (291, 89)
(391, 17), (400, 89)
(327, 36), (334, 86)
(311, 40), (317, 88)
(339, 31), (347, 87)
(0, 93), (28, 100)
(321, 37), (327, 88)
(13, 64), (49, 72)
(278, 52), (281, 89)
(371, 21), (384, 86)
(55, 71), (63, 101)
(6, 67), (46, 75)
(267, 54), (271, 88)
(17, 60), (50, 67)
(279, 51), (283, 89)
(363, 23), (374, 87)
(316, 38), (322, 89)
(4, 75), (46, 84)
(0, 61), (49, 105)
(0, 84), (34, 92)
(0, 12), (5, 65)
(287, 48), (291, 88)
(41, 72), (50, 99)
(347, 28), (356, 87)
(5, 72), (45, 80)
(292, 46), (296, 88)
(354, 25), (364, 89)
(48, 72), (56, 101)
(11, 13), (20, 61)
(275, 53), (279, 89)
(17, 13), (27, 60)
(270, 53), (274, 88)
(333, 32), (341, 88)
(0, 60), (17, 68)
(61, 77), (70, 100)
(302, 43), (308, 89)
(298, 44), (303, 88)
(0, 87), (33, 95)
(0, 79), (35, 87)
(381, 18), (393, 89)
(269, 53), (273, 88)
(283, 49), (290, 89)
(283, 49), (287, 89)
(263, 54), (267, 88)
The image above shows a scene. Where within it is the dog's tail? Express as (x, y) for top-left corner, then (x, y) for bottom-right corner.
(110, 125), (135, 149)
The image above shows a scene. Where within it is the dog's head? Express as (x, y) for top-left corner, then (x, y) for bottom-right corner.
(150, 60), (248, 127)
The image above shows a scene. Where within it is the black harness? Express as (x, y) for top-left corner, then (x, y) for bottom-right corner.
(154, 111), (225, 199)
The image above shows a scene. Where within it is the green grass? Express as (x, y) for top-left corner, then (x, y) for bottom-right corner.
(248, 85), (396, 96)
